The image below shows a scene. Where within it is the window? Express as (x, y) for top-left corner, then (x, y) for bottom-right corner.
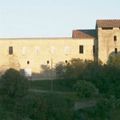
(102, 27), (113, 30)
(27, 61), (30, 64)
(115, 48), (118, 54)
(65, 60), (68, 63)
(114, 36), (117, 42)
(47, 60), (49, 64)
(9, 46), (13, 55)
(93, 45), (95, 54)
(79, 45), (84, 54)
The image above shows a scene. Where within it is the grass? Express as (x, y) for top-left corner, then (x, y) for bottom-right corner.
(110, 108), (120, 120)
(29, 79), (76, 92)
(29, 79), (120, 120)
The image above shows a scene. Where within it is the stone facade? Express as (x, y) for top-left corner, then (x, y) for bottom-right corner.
(0, 38), (94, 79)
(97, 27), (120, 63)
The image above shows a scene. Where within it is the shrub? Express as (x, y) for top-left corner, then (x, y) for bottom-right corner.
(107, 53), (120, 68)
(74, 80), (99, 98)
(0, 68), (29, 99)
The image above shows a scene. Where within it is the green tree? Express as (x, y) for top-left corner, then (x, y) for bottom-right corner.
(0, 69), (29, 120)
(56, 58), (89, 80)
(73, 80), (99, 98)
(0, 68), (29, 99)
(107, 53), (120, 68)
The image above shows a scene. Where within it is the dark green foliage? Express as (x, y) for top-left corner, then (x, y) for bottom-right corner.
(30, 79), (75, 91)
(25, 95), (47, 120)
(0, 68), (29, 98)
(0, 69), (30, 119)
(74, 96), (120, 120)
(55, 57), (120, 119)
(107, 52), (120, 68)
(0, 54), (120, 120)
(45, 94), (74, 120)
(56, 57), (120, 98)
(73, 80), (98, 98)
(56, 58), (86, 80)
(55, 62), (66, 79)
(0, 69), (75, 120)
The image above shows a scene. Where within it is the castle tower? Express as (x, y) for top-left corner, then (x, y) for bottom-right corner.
(96, 19), (120, 63)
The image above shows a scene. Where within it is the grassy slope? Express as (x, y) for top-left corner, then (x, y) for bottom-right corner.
(29, 79), (75, 92)
(29, 80), (120, 120)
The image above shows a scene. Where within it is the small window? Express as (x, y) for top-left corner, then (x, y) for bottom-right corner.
(115, 48), (118, 54)
(114, 36), (117, 42)
(102, 27), (113, 30)
(47, 60), (49, 64)
(93, 45), (95, 54)
(79, 45), (84, 54)
(27, 61), (30, 64)
(65, 60), (68, 63)
(9, 46), (13, 55)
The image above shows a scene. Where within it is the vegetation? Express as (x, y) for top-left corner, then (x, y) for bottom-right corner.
(73, 80), (99, 98)
(55, 56), (120, 119)
(0, 54), (120, 119)
(0, 69), (74, 120)
(0, 68), (29, 98)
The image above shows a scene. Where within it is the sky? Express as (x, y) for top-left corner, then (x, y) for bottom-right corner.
(0, 0), (120, 38)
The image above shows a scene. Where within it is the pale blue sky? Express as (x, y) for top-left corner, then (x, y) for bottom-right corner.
(0, 0), (120, 37)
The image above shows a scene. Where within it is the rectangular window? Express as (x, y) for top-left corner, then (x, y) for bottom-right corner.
(114, 36), (117, 42)
(93, 45), (95, 54)
(9, 46), (13, 55)
(102, 27), (113, 30)
(115, 48), (118, 54)
(79, 45), (84, 54)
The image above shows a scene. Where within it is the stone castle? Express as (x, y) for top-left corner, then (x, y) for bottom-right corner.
(0, 19), (120, 79)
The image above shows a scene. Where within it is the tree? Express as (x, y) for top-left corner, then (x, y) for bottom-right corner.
(56, 58), (87, 80)
(0, 69), (29, 119)
(55, 62), (66, 79)
(107, 52), (120, 68)
(0, 68), (29, 99)
(73, 80), (99, 98)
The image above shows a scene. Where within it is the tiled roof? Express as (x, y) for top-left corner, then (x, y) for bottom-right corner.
(72, 29), (96, 39)
(96, 19), (120, 27)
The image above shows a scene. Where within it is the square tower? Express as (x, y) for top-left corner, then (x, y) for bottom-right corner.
(96, 19), (120, 63)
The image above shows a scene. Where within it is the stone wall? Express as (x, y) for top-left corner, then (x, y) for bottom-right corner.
(98, 28), (120, 63)
(0, 38), (94, 79)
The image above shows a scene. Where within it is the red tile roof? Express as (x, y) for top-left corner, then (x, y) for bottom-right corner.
(72, 29), (96, 39)
(96, 19), (120, 27)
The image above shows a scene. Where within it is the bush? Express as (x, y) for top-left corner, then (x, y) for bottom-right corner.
(107, 53), (120, 68)
(0, 68), (29, 99)
(74, 80), (99, 98)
